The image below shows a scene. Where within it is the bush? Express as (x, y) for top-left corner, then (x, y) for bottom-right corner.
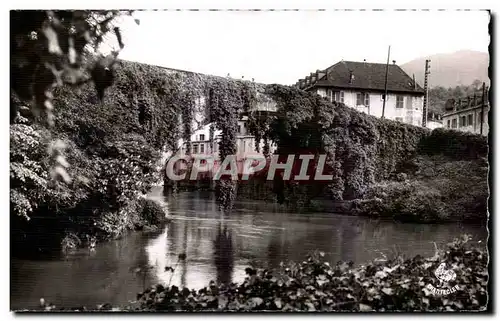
(352, 155), (489, 222)
(138, 198), (166, 227)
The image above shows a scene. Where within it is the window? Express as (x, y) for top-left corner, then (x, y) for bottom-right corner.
(459, 116), (466, 127)
(396, 96), (404, 108)
(334, 91), (344, 103)
(467, 114), (473, 126)
(200, 143), (205, 154)
(239, 124), (243, 134)
(447, 120), (451, 128)
(199, 134), (205, 141)
(451, 118), (457, 128)
(356, 93), (362, 105)
(407, 96), (413, 109)
(192, 143), (199, 154)
(356, 93), (369, 106)
(395, 117), (403, 122)
(327, 89), (333, 102)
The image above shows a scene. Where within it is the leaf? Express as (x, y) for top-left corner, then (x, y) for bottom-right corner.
(305, 302), (316, 311)
(178, 253), (187, 260)
(218, 295), (228, 309)
(359, 303), (372, 311)
(274, 298), (282, 309)
(381, 287), (393, 296)
(135, 18), (141, 25)
(374, 271), (388, 279)
(248, 297), (263, 309)
(43, 26), (63, 55)
(319, 251), (325, 257)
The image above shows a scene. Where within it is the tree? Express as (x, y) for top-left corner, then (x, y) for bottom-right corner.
(10, 10), (135, 182)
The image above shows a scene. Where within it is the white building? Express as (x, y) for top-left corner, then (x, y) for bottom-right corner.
(165, 92), (278, 163)
(294, 60), (426, 126)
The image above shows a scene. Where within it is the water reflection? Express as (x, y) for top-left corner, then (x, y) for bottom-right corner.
(214, 219), (234, 285)
(143, 189), (487, 291)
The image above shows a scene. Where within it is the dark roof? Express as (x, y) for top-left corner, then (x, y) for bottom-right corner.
(307, 61), (424, 95)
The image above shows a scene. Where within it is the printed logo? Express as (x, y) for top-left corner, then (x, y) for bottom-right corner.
(425, 262), (460, 295)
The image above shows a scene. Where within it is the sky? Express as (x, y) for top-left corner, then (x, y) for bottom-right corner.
(112, 10), (490, 85)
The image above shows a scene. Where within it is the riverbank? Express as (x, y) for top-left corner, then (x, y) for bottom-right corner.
(31, 234), (488, 312)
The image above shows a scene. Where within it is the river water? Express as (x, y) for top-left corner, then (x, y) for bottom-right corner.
(10, 187), (487, 310)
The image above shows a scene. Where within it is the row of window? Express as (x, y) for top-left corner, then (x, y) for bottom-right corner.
(191, 143), (207, 154)
(446, 112), (482, 129)
(325, 90), (411, 109)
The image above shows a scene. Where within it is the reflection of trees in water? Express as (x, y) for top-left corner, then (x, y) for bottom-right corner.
(267, 232), (286, 269)
(180, 220), (189, 288)
(213, 219), (234, 285)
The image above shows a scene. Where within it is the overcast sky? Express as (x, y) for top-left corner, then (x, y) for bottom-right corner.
(115, 10), (490, 85)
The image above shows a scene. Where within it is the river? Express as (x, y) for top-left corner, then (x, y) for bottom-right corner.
(10, 187), (487, 310)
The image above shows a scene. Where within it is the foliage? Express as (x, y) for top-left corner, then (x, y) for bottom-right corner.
(254, 85), (487, 220)
(352, 155), (489, 222)
(10, 10), (133, 122)
(261, 85), (430, 202)
(10, 10), (136, 186)
(207, 78), (256, 211)
(419, 128), (488, 161)
(133, 235), (487, 312)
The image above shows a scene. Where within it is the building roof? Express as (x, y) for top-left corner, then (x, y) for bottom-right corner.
(301, 61), (424, 95)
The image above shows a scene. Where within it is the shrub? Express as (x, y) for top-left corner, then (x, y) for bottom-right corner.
(352, 155), (489, 222)
(138, 198), (166, 227)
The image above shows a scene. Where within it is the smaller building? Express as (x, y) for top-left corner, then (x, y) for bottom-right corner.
(174, 115), (276, 162)
(442, 90), (489, 136)
(426, 112), (444, 130)
(294, 60), (425, 127)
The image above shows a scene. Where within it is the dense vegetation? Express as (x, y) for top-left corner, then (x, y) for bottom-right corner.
(10, 53), (261, 252)
(245, 85), (488, 222)
(35, 235), (488, 312)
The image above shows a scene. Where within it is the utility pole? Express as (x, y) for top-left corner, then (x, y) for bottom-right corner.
(480, 82), (486, 135)
(422, 59), (431, 127)
(381, 45), (391, 119)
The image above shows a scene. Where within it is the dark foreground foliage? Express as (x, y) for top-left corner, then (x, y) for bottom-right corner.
(37, 235), (488, 312)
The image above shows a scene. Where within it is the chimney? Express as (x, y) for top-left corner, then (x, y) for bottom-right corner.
(392, 60), (396, 65)
(349, 70), (354, 84)
(310, 72), (316, 84)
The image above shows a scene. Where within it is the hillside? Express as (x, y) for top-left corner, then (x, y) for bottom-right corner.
(401, 50), (489, 88)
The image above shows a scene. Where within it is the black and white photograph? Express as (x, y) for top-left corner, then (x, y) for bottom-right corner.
(7, 4), (493, 313)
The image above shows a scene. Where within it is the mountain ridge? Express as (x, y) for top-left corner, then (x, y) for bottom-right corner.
(401, 50), (489, 88)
